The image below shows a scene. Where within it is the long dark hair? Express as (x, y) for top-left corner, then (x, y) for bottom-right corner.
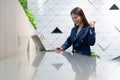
(71, 7), (90, 26)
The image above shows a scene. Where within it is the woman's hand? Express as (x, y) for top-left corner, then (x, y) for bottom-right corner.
(54, 46), (63, 51)
(54, 46), (63, 54)
(89, 21), (96, 28)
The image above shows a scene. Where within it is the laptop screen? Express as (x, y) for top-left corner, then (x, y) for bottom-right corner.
(31, 35), (46, 51)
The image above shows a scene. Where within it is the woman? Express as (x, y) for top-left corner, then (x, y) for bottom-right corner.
(55, 7), (96, 56)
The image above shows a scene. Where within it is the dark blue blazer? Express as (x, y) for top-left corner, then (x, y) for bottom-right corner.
(61, 25), (96, 56)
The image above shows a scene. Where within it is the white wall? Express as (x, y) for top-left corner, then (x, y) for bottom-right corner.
(0, 0), (36, 59)
(28, 0), (120, 59)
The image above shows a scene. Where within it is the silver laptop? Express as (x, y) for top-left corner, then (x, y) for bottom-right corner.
(31, 34), (57, 52)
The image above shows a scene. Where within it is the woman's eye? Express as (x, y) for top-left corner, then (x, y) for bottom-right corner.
(72, 16), (77, 20)
(74, 17), (77, 19)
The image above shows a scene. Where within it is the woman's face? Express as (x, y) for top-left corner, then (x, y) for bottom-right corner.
(71, 13), (83, 26)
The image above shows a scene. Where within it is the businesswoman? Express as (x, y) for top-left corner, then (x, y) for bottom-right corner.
(55, 7), (96, 56)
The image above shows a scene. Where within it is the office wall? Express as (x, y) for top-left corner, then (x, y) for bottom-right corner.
(0, 0), (36, 59)
(28, 0), (120, 58)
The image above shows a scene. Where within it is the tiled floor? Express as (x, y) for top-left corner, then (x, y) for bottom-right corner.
(0, 51), (120, 80)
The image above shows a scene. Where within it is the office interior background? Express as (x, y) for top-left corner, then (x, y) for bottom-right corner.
(0, 0), (120, 80)
(28, 0), (120, 58)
